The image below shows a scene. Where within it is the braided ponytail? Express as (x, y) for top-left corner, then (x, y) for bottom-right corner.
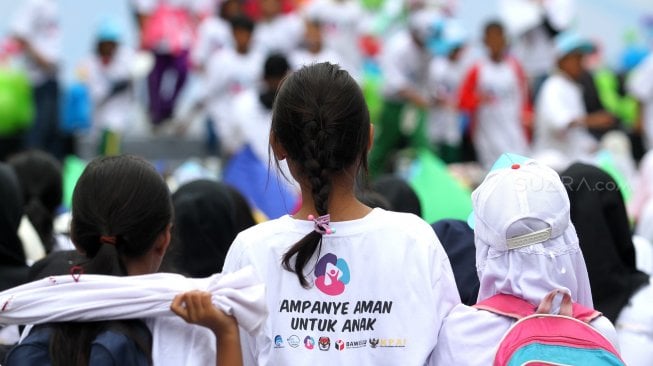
(281, 120), (334, 287)
(273, 63), (371, 287)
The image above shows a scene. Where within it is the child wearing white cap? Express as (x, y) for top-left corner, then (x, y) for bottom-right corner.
(79, 19), (135, 156)
(533, 31), (614, 170)
(429, 156), (619, 365)
(427, 18), (469, 163)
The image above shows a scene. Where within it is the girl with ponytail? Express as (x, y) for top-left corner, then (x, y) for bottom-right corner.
(6, 155), (241, 366)
(222, 62), (460, 365)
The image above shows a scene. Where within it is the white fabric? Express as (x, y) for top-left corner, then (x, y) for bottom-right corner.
(222, 208), (460, 366)
(301, 0), (365, 78)
(534, 72), (597, 169)
(427, 56), (466, 146)
(512, 25), (556, 79)
(0, 267), (266, 366)
(633, 235), (653, 276)
(430, 160), (616, 365)
(81, 46), (136, 134)
(627, 54), (653, 149)
(191, 16), (234, 69)
(615, 282), (653, 366)
(629, 150), (653, 220)
(204, 48), (263, 154)
(471, 58), (530, 169)
(10, 0), (60, 84)
(380, 31), (432, 100)
(252, 14), (304, 56)
(498, 0), (542, 36)
(17, 216), (45, 265)
(636, 199), (653, 247)
(289, 48), (343, 71)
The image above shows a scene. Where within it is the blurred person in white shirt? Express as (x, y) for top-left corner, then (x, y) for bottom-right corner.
(10, 0), (61, 158)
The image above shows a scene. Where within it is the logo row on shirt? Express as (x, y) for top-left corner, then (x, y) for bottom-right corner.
(273, 335), (406, 351)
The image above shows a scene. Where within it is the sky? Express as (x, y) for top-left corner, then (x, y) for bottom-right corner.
(0, 0), (651, 83)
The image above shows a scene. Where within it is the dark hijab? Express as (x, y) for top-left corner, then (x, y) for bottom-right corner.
(0, 163), (25, 266)
(432, 219), (479, 306)
(0, 163), (29, 290)
(170, 180), (255, 277)
(562, 163), (649, 322)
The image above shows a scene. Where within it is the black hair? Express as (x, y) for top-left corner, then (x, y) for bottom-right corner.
(264, 53), (290, 79)
(50, 155), (172, 366)
(230, 14), (255, 33)
(261, 54), (290, 109)
(484, 19), (504, 35)
(170, 180), (254, 277)
(371, 175), (422, 217)
(273, 62), (370, 287)
(8, 150), (62, 253)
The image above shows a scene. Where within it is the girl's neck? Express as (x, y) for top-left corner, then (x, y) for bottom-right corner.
(294, 181), (372, 222)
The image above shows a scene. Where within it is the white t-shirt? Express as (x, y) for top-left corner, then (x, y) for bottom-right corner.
(204, 48), (263, 154)
(191, 16), (234, 69)
(10, 0), (60, 85)
(429, 303), (619, 365)
(615, 282), (653, 366)
(290, 48), (344, 71)
(427, 56), (467, 146)
(627, 53), (653, 149)
(222, 208), (460, 366)
(379, 31), (432, 101)
(470, 57), (530, 169)
(302, 0), (365, 78)
(252, 14), (304, 56)
(534, 72), (597, 169)
(81, 46), (135, 134)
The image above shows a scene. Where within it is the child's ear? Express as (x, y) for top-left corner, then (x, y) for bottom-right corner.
(154, 223), (172, 256)
(270, 131), (288, 161)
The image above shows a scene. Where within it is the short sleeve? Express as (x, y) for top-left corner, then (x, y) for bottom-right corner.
(537, 77), (584, 130)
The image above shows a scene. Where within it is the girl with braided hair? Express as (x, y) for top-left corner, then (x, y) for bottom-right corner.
(222, 62), (460, 365)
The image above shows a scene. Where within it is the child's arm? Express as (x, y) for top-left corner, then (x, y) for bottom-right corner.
(171, 290), (243, 366)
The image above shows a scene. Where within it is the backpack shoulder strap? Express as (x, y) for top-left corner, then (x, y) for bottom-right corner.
(572, 303), (603, 323)
(473, 294), (537, 320)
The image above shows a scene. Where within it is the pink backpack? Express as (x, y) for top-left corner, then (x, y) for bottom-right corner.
(474, 290), (625, 366)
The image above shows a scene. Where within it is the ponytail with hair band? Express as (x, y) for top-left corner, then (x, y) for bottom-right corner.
(100, 235), (117, 246)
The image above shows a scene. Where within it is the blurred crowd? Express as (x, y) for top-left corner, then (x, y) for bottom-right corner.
(1, 0), (653, 365)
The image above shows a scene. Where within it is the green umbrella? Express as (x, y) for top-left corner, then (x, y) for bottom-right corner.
(409, 149), (473, 223)
(62, 155), (87, 209)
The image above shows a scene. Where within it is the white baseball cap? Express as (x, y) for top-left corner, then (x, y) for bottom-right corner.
(472, 159), (570, 252)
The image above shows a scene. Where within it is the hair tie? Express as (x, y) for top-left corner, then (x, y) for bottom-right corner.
(100, 235), (117, 245)
(308, 214), (335, 235)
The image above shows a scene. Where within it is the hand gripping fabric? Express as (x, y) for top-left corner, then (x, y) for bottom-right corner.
(0, 266), (267, 335)
(474, 290), (625, 366)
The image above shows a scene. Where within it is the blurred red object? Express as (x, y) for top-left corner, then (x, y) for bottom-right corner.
(359, 35), (381, 58)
